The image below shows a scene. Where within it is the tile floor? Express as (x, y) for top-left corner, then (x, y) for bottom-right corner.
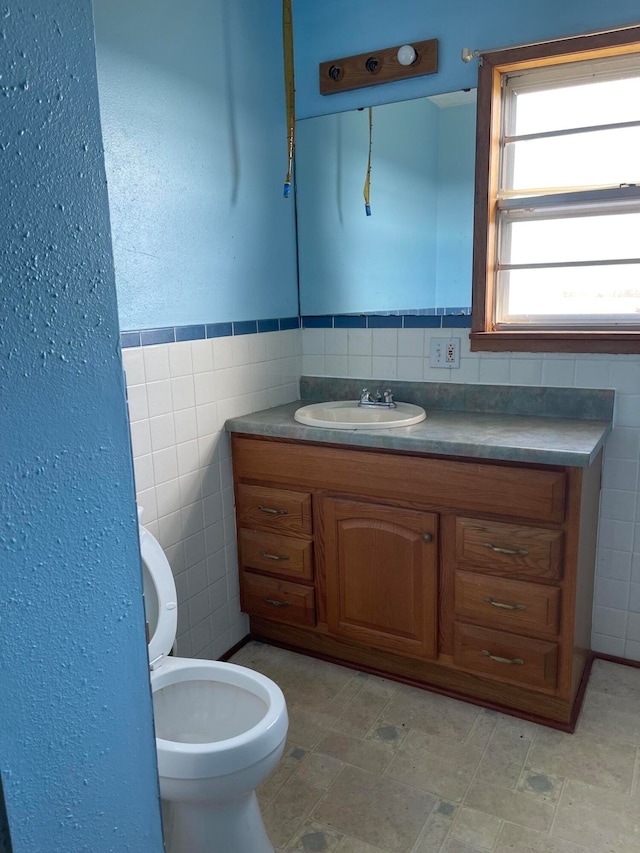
(230, 641), (640, 853)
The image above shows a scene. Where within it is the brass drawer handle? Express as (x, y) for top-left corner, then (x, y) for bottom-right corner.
(263, 597), (291, 607)
(483, 542), (528, 556)
(483, 596), (526, 611)
(259, 550), (291, 562)
(258, 504), (288, 516)
(481, 649), (524, 665)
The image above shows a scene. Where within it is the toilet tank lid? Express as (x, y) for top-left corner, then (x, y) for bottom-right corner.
(139, 524), (178, 668)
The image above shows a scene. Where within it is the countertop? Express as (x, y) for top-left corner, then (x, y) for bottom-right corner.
(225, 404), (611, 468)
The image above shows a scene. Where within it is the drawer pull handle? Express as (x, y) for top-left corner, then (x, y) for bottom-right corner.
(483, 542), (528, 556)
(259, 550), (291, 562)
(258, 505), (288, 516)
(481, 649), (524, 665)
(263, 597), (291, 607)
(483, 596), (526, 611)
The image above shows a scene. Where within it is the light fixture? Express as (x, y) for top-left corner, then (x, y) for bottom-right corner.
(319, 38), (438, 95)
(397, 44), (418, 66)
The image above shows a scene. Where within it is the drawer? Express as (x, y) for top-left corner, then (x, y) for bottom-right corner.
(455, 571), (560, 639)
(453, 623), (558, 690)
(241, 572), (316, 626)
(239, 528), (313, 581)
(236, 484), (312, 536)
(455, 517), (563, 581)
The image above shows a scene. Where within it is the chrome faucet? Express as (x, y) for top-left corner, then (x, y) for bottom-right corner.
(358, 387), (397, 408)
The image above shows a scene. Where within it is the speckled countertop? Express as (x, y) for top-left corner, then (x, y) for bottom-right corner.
(225, 378), (614, 468)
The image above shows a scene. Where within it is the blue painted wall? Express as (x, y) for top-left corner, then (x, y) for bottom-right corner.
(0, 3), (163, 850)
(293, 0), (640, 119)
(93, 0), (299, 332)
(434, 99), (477, 309)
(297, 98), (441, 315)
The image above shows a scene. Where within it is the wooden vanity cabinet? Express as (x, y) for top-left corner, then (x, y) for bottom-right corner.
(231, 433), (602, 729)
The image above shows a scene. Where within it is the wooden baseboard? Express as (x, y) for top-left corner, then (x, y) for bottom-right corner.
(219, 634), (252, 661)
(593, 651), (640, 669)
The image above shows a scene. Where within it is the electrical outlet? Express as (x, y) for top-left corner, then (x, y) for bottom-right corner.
(429, 337), (461, 368)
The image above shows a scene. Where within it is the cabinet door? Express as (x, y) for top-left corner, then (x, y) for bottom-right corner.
(323, 498), (438, 659)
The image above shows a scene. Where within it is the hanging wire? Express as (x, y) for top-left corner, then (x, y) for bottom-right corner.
(282, 0), (295, 198)
(363, 107), (373, 216)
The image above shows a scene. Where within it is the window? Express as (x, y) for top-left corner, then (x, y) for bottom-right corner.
(471, 26), (640, 353)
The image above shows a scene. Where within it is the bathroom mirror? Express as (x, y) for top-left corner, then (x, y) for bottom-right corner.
(295, 90), (477, 316)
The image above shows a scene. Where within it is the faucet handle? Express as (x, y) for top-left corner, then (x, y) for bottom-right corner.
(383, 388), (394, 403)
(360, 388), (370, 403)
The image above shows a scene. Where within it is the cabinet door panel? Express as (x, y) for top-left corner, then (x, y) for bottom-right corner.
(323, 498), (438, 659)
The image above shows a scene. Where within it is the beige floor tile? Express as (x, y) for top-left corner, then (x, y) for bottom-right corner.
(464, 780), (555, 832)
(230, 647), (640, 853)
(365, 722), (410, 752)
(440, 840), (487, 852)
(262, 776), (325, 849)
(412, 801), (458, 851)
(578, 688), (640, 745)
(464, 710), (498, 750)
(334, 838), (386, 853)
(476, 727), (532, 788)
(331, 679), (395, 738)
(586, 658), (640, 699)
(495, 823), (591, 852)
(286, 820), (344, 852)
(313, 765), (436, 853)
(385, 729), (484, 802)
(552, 778), (640, 851)
(382, 684), (481, 742)
(316, 730), (394, 774)
(528, 727), (636, 793)
(286, 699), (346, 749)
(450, 806), (502, 849)
(296, 751), (344, 789)
(259, 741), (308, 801)
(516, 768), (565, 804)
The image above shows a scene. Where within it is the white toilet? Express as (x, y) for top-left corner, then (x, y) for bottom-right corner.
(139, 519), (288, 853)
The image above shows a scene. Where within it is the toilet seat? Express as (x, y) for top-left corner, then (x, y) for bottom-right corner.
(139, 523), (178, 669)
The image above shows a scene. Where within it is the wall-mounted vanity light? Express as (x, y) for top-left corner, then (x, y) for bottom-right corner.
(319, 38), (438, 95)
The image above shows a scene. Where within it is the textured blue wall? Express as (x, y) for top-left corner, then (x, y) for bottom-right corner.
(293, 0), (640, 118)
(93, 0), (299, 332)
(0, 2), (163, 850)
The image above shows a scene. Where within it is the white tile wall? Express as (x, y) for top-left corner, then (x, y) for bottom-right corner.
(123, 330), (301, 661)
(303, 326), (640, 662)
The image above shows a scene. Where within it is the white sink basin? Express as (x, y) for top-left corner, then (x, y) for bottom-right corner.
(294, 400), (426, 430)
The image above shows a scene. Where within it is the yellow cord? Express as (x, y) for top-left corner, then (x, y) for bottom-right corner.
(283, 0), (295, 198)
(363, 107), (372, 215)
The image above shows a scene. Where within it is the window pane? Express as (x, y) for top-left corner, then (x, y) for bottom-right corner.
(507, 126), (640, 191)
(513, 75), (640, 136)
(506, 212), (640, 265)
(498, 264), (640, 320)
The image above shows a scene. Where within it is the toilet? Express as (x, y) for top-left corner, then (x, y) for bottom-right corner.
(139, 519), (288, 853)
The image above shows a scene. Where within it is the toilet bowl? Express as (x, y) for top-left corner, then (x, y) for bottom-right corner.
(140, 519), (288, 853)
